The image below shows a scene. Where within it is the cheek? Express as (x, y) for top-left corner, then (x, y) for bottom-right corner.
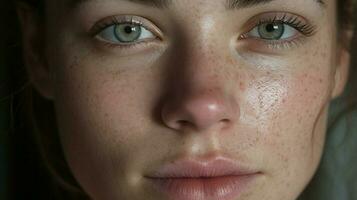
(238, 61), (332, 198)
(279, 70), (330, 164)
(249, 66), (331, 186)
(55, 57), (156, 148)
(52, 52), (164, 198)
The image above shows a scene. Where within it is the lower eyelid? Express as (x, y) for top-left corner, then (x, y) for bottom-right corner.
(238, 36), (307, 53)
(92, 36), (165, 56)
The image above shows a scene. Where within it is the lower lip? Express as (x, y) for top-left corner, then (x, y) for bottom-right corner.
(148, 174), (259, 200)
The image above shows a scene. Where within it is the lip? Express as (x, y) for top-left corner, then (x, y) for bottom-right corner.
(145, 155), (261, 200)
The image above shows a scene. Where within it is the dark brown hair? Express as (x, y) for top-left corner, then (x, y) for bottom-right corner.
(4, 0), (356, 199)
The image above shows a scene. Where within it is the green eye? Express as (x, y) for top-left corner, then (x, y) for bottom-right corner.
(258, 22), (285, 40)
(245, 21), (298, 41)
(114, 24), (142, 43)
(97, 22), (155, 44)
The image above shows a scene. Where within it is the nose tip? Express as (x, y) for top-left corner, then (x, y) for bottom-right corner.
(161, 91), (238, 132)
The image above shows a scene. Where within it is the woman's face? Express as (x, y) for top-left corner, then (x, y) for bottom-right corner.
(20, 0), (350, 199)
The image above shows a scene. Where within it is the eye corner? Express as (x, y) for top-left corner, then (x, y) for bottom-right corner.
(238, 32), (252, 42)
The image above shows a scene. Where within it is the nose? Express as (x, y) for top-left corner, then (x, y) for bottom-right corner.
(161, 88), (239, 132)
(160, 39), (239, 131)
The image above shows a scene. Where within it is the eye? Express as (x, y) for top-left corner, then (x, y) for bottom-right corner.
(96, 23), (156, 44)
(246, 21), (298, 40)
(238, 13), (316, 52)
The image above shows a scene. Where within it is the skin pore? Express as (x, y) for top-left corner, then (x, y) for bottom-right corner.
(18, 0), (351, 199)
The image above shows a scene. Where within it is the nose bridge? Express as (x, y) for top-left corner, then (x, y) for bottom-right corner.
(159, 29), (240, 133)
(169, 23), (233, 102)
(172, 10), (228, 81)
(179, 24), (229, 89)
(185, 47), (224, 89)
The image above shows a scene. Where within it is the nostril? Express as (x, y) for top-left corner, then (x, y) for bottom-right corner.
(220, 118), (230, 123)
(219, 118), (231, 129)
(166, 119), (194, 130)
(177, 120), (189, 125)
(160, 91), (239, 132)
(176, 120), (191, 128)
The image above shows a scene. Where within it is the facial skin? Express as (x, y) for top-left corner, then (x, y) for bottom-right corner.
(18, 0), (351, 199)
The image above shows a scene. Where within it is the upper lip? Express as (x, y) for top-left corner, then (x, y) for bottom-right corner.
(146, 155), (260, 178)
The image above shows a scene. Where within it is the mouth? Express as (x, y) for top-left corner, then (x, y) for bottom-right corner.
(145, 155), (262, 200)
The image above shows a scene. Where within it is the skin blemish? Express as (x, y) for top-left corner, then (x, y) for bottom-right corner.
(239, 81), (245, 91)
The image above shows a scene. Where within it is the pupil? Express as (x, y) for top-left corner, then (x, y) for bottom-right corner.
(124, 26), (133, 34)
(266, 24), (277, 32)
(258, 22), (284, 40)
(114, 24), (142, 42)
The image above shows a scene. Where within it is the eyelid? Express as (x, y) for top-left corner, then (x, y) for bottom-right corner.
(89, 15), (164, 40)
(240, 11), (316, 37)
(236, 12), (317, 53)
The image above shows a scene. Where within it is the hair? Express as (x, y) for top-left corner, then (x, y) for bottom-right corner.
(3, 0), (356, 199)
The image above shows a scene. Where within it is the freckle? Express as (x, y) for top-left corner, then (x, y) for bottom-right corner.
(298, 116), (302, 123)
(226, 56), (234, 65)
(115, 71), (122, 76)
(319, 78), (323, 83)
(304, 88), (308, 92)
(239, 82), (245, 91)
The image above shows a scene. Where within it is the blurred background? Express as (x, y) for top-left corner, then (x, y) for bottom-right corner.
(0, 1), (356, 200)
(0, 1), (12, 198)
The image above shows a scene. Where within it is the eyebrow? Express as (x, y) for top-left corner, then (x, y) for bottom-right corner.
(68, 0), (325, 10)
(227, 0), (325, 9)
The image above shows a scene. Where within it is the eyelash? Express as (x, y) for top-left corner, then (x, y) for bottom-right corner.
(91, 16), (141, 36)
(240, 13), (316, 50)
(90, 16), (160, 50)
(90, 13), (316, 51)
(256, 14), (315, 36)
